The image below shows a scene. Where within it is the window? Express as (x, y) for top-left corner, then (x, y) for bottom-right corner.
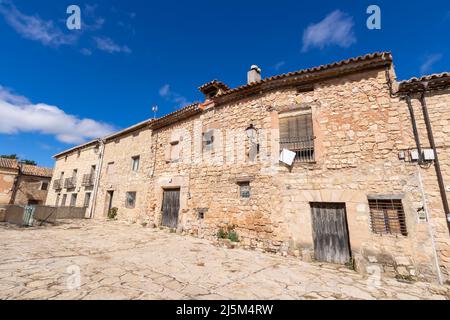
(106, 162), (115, 175)
(40, 181), (49, 191)
(72, 169), (78, 178)
(170, 141), (180, 162)
(279, 111), (314, 162)
(202, 130), (214, 152)
(61, 194), (67, 207)
(84, 192), (91, 207)
(70, 193), (78, 207)
(238, 182), (251, 198)
(368, 199), (407, 236)
(55, 194), (60, 206)
(131, 156), (140, 172)
(126, 192), (136, 208)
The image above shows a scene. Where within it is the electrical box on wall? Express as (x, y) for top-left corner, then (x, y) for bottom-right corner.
(410, 150), (419, 162)
(422, 149), (435, 161)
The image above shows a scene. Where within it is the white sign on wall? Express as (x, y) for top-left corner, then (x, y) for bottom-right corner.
(279, 149), (296, 166)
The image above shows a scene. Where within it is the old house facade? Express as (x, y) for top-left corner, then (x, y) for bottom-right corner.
(46, 52), (450, 283)
(0, 158), (53, 206)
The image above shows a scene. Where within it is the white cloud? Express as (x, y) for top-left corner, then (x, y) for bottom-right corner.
(93, 36), (131, 54)
(80, 48), (93, 56)
(159, 84), (191, 108)
(420, 53), (443, 75)
(0, 85), (116, 144)
(273, 61), (286, 71)
(0, 0), (77, 47)
(302, 10), (356, 52)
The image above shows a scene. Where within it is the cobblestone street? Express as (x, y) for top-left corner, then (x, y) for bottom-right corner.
(0, 220), (448, 300)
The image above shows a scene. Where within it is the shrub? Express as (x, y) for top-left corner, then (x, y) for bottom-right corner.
(108, 207), (118, 220)
(227, 231), (239, 243)
(217, 225), (240, 243)
(217, 228), (227, 239)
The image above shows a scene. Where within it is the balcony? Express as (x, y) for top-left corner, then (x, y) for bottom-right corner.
(280, 136), (315, 163)
(53, 179), (62, 190)
(82, 174), (95, 187)
(64, 177), (77, 189)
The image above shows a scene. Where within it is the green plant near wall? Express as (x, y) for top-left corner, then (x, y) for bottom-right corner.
(217, 228), (227, 239)
(108, 207), (118, 220)
(216, 224), (240, 243)
(227, 231), (239, 243)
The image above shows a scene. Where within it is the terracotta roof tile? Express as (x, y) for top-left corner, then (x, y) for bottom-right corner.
(0, 158), (18, 169)
(21, 164), (53, 178)
(398, 72), (450, 93)
(199, 80), (230, 93)
(214, 52), (393, 102)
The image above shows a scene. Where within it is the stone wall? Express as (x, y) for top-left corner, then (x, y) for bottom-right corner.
(405, 89), (450, 281)
(136, 67), (448, 283)
(93, 127), (153, 221)
(13, 175), (51, 205)
(46, 143), (101, 213)
(0, 167), (17, 205)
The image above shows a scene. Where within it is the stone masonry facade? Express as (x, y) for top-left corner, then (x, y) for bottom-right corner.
(45, 52), (450, 284)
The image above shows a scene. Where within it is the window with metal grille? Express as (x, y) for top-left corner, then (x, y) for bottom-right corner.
(126, 192), (136, 208)
(238, 182), (251, 198)
(279, 112), (315, 163)
(368, 199), (407, 236)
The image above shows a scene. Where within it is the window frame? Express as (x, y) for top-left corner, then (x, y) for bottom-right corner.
(368, 198), (408, 236)
(279, 109), (315, 163)
(238, 181), (251, 199)
(131, 156), (140, 172)
(125, 192), (137, 209)
(70, 193), (78, 207)
(40, 181), (49, 191)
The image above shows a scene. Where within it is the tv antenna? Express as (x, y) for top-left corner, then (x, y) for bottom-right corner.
(152, 105), (158, 119)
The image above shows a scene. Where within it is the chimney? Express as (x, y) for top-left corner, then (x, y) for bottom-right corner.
(247, 65), (261, 84)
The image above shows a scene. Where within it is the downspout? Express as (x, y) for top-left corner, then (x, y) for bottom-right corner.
(417, 168), (443, 285)
(89, 139), (105, 219)
(405, 94), (423, 163)
(419, 85), (450, 232)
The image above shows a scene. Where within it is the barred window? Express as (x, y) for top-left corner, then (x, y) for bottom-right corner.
(126, 192), (136, 209)
(368, 199), (407, 236)
(238, 182), (251, 199)
(279, 112), (315, 163)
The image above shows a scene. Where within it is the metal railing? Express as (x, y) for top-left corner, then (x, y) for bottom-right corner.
(53, 179), (62, 190)
(64, 177), (77, 189)
(81, 174), (94, 187)
(280, 136), (315, 163)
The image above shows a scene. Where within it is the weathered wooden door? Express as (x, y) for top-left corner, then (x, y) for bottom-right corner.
(311, 203), (351, 264)
(162, 189), (180, 228)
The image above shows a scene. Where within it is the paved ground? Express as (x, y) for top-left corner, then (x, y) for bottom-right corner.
(0, 220), (448, 300)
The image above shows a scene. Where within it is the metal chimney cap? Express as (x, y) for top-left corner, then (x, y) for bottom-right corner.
(250, 65), (261, 72)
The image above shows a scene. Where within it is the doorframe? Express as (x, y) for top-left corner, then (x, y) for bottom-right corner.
(104, 190), (114, 216)
(310, 202), (352, 264)
(160, 187), (181, 228)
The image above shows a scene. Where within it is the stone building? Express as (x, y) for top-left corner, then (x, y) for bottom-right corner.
(0, 158), (53, 205)
(46, 52), (450, 283)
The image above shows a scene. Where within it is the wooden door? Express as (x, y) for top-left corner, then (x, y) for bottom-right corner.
(104, 191), (114, 216)
(311, 203), (351, 264)
(161, 189), (180, 228)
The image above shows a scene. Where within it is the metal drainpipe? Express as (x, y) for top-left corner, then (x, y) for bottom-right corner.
(419, 87), (450, 232)
(89, 139), (105, 219)
(405, 94), (423, 163)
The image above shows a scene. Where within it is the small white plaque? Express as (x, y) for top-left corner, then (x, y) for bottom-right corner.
(279, 149), (296, 166)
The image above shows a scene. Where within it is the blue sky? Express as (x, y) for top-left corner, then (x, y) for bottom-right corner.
(0, 0), (449, 167)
